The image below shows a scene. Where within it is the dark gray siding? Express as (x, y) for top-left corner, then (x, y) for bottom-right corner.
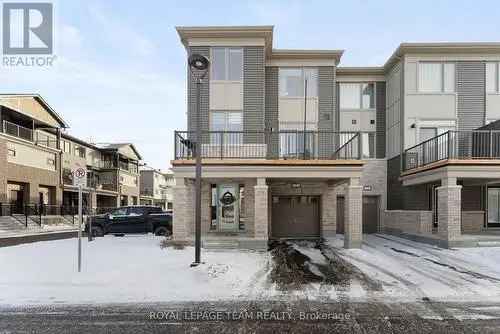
(375, 82), (386, 159)
(456, 62), (486, 131)
(265, 66), (279, 158)
(318, 66), (335, 158)
(187, 46), (210, 143)
(243, 47), (265, 143)
(387, 155), (431, 210)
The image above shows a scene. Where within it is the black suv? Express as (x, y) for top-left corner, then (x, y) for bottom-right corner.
(86, 206), (172, 237)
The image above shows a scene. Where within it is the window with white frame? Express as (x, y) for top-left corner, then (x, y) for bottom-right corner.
(339, 83), (375, 109)
(486, 62), (500, 93)
(279, 68), (318, 97)
(211, 48), (243, 81)
(418, 62), (455, 93)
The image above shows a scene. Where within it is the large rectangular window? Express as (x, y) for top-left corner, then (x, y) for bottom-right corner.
(339, 83), (375, 109)
(279, 68), (318, 97)
(418, 62), (455, 93)
(211, 47), (243, 81)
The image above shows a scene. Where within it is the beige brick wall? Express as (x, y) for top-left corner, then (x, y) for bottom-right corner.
(344, 182), (362, 248)
(0, 138), (7, 202)
(438, 184), (462, 242)
(254, 180), (269, 240)
(384, 210), (433, 235)
(321, 184), (337, 237)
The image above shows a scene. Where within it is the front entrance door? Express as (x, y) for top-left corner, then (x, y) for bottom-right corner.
(337, 196), (379, 234)
(217, 184), (239, 232)
(488, 188), (500, 228)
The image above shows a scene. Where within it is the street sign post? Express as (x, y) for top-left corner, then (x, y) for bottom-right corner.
(72, 167), (87, 272)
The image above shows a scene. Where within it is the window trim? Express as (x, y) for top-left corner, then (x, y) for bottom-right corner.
(210, 47), (243, 82)
(417, 62), (456, 93)
(338, 82), (376, 111)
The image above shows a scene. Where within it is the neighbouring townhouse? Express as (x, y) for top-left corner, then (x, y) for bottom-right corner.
(0, 94), (142, 219)
(171, 25), (500, 250)
(139, 169), (174, 210)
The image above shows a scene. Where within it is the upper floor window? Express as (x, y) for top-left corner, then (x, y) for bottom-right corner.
(339, 83), (375, 109)
(418, 62), (455, 93)
(211, 47), (243, 81)
(279, 68), (318, 97)
(486, 62), (500, 93)
(74, 145), (86, 158)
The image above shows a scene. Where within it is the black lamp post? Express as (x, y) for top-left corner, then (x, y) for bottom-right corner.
(188, 54), (209, 267)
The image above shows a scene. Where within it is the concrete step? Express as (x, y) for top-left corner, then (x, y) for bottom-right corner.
(203, 240), (240, 250)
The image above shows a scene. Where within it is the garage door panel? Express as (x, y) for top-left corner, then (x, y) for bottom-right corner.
(272, 196), (320, 238)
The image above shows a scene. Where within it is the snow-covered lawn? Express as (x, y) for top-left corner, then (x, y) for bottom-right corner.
(2, 234), (500, 306)
(0, 235), (273, 305)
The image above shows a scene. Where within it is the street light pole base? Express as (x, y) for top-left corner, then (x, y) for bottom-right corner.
(190, 262), (200, 267)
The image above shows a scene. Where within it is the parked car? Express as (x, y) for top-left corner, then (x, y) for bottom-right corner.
(85, 206), (172, 237)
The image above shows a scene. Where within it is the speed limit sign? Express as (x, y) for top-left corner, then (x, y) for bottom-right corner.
(72, 167), (87, 187)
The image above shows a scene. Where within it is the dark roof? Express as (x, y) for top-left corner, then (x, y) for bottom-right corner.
(477, 120), (500, 131)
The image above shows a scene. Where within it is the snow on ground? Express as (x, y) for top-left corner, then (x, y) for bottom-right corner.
(327, 234), (500, 303)
(2, 233), (500, 305)
(0, 235), (274, 305)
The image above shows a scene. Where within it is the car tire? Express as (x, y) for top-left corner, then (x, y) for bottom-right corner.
(154, 226), (171, 237)
(91, 226), (104, 237)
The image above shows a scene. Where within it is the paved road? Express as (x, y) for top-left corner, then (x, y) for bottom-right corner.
(2, 300), (500, 333)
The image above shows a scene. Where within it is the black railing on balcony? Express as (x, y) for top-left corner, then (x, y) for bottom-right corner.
(3, 120), (33, 141)
(174, 130), (376, 160)
(403, 130), (500, 171)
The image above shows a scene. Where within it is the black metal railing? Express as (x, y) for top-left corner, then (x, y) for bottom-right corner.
(3, 120), (33, 141)
(403, 130), (500, 171)
(0, 203), (119, 227)
(174, 130), (376, 160)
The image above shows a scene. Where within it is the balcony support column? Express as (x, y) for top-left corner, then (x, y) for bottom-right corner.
(344, 177), (363, 249)
(254, 178), (269, 242)
(437, 177), (462, 248)
(172, 177), (194, 241)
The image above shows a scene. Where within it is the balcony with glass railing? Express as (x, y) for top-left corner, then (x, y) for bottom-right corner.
(403, 130), (500, 172)
(174, 130), (376, 161)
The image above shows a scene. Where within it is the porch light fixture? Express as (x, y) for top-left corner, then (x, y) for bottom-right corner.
(188, 53), (210, 268)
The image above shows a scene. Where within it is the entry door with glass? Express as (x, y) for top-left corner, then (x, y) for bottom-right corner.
(217, 184), (239, 232)
(488, 188), (500, 228)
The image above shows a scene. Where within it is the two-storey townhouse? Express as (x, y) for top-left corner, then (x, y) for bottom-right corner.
(0, 94), (143, 218)
(140, 169), (174, 210)
(173, 26), (500, 250)
(0, 94), (67, 214)
(386, 43), (500, 248)
(95, 143), (142, 207)
(172, 26), (380, 250)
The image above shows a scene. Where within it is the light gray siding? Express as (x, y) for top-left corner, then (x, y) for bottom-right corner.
(456, 62), (486, 131)
(243, 47), (265, 143)
(376, 82), (386, 158)
(318, 66), (335, 158)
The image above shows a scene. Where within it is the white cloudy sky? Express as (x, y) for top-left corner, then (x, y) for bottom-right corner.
(2, 0), (499, 169)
